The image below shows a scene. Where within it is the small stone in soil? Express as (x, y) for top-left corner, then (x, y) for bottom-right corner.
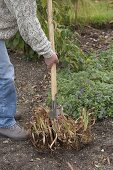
(3, 140), (9, 144)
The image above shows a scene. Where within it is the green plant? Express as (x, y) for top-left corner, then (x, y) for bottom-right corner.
(47, 48), (113, 119)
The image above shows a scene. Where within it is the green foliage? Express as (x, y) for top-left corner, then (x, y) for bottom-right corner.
(47, 48), (113, 119)
(54, 0), (113, 26)
(54, 25), (86, 71)
(81, 1), (113, 26)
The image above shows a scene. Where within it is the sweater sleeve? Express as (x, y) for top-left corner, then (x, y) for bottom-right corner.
(4, 0), (54, 58)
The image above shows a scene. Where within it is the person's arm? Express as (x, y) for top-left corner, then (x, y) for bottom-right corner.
(4, 0), (55, 59)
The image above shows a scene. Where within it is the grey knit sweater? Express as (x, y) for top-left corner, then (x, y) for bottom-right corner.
(0, 0), (54, 58)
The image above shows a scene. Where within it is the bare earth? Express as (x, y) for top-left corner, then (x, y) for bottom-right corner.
(0, 27), (113, 170)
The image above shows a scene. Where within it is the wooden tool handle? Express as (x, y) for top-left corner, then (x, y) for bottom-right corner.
(47, 0), (57, 101)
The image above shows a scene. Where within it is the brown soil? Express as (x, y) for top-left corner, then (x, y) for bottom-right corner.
(1, 27), (113, 170)
(78, 26), (113, 54)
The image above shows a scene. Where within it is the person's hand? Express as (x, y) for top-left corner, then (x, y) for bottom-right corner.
(44, 53), (59, 68)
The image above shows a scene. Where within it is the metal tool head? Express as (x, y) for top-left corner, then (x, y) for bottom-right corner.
(49, 106), (64, 121)
(48, 97), (61, 119)
(48, 108), (60, 119)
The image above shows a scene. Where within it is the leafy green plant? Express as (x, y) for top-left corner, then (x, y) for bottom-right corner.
(47, 48), (113, 119)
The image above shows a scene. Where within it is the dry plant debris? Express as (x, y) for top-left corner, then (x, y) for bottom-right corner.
(30, 107), (95, 150)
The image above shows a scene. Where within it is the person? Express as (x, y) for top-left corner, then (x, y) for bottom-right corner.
(0, 0), (58, 140)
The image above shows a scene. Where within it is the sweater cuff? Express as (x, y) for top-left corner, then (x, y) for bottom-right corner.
(43, 49), (55, 58)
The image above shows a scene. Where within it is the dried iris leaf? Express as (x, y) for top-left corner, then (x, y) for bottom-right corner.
(29, 107), (95, 150)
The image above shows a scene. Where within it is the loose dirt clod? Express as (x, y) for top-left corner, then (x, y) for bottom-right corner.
(30, 107), (95, 150)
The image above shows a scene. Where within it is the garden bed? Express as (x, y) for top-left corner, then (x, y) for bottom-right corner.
(1, 27), (113, 170)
